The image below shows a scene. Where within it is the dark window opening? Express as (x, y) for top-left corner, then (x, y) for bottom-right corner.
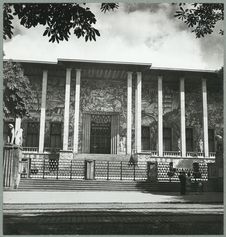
(142, 126), (150, 151)
(186, 128), (193, 152)
(208, 129), (215, 152)
(26, 122), (39, 147)
(163, 127), (172, 151)
(50, 122), (62, 149)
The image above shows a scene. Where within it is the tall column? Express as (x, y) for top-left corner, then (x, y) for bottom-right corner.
(15, 118), (21, 134)
(38, 70), (48, 153)
(180, 78), (186, 157)
(15, 68), (23, 138)
(158, 76), (163, 156)
(202, 78), (209, 157)
(135, 72), (142, 153)
(73, 69), (81, 153)
(63, 68), (71, 150)
(127, 72), (133, 154)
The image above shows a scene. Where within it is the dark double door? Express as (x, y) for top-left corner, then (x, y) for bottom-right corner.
(90, 120), (111, 154)
(82, 113), (119, 154)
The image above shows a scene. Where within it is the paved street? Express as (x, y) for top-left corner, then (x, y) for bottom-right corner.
(3, 191), (223, 235)
(4, 205), (223, 235)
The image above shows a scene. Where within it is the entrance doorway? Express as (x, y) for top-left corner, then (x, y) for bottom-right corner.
(90, 114), (111, 154)
(82, 112), (119, 154)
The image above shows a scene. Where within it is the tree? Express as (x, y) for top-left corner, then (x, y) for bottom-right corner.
(174, 3), (224, 38)
(3, 61), (34, 118)
(4, 3), (223, 42)
(3, 3), (118, 43)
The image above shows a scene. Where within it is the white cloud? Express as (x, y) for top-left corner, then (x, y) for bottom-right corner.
(3, 3), (224, 70)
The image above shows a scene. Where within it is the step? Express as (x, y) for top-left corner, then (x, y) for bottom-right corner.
(18, 179), (179, 192)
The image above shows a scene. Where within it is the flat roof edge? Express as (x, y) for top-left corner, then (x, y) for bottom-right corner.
(3, 58), (219, 73)
(151, 66), (217, 74)
(3, 59), (57, 65)
(57, 58), (152, 67)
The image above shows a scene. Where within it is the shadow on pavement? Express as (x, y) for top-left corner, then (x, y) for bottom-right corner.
(3, 209), (223, 235)
(135, 181), (223, 203)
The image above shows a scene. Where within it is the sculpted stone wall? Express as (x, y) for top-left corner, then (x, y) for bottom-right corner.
(20, 67), (223, 154)
(77, 77), (127, 153)
(207, 87), (223, 136)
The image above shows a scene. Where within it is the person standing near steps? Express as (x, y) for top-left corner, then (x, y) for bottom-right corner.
(178, 171), (187, 195)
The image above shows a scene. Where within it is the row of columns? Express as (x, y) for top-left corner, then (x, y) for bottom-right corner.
(37, 68), (209, 157)
(126, 73), (209, 157)
(38, 68), (81, 153)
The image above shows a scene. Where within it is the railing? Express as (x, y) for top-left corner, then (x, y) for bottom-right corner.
(209, 152), (216, 158)
(141, 150), (158, 156)
(22, 148), (216, 159)
(21, 152), (209, 182)
(186, 152), (204, 157)
(23, 147), (61, 153)
(23, 147), (39, 152)
(138, 150), (215, 159)
(163, 151), (181, 157)
(186, 152), (216, 158)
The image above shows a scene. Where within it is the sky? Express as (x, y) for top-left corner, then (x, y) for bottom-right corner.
(3, 3), (224, 70)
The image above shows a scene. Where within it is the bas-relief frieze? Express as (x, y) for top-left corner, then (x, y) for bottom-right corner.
(30, 76), (42, 113)
(78, 78), (128, 152)
(141, 82), (181, 150)
(46, 77), (65, 120)
(185, 88), (205, 151)
(208, 91), (223, 136)
(23, 72), (223, 152)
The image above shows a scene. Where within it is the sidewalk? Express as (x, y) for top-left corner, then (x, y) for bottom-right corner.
(3, 190), (223, 204)
(3, 191), (223, 235)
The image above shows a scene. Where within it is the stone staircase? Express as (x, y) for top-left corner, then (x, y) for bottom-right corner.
(18, 178), (180, 192)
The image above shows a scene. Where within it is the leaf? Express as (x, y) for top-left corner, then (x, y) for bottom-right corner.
(43, 29), (48, 36)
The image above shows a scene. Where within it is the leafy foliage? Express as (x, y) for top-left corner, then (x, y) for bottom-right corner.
(174, 3), (224, 38)
(3, 3), (119, 43)
(3, 61), (34, 118)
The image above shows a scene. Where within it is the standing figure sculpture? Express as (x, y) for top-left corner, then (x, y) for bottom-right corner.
(7, 124), (15, 145)
(15, 128), (23, 146)
(199, 139), (204, 153)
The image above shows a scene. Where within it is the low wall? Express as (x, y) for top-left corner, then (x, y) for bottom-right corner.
(3, 145), (22, 189)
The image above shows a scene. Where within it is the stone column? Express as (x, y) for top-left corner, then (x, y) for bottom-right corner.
(135, 72), (142, 153)
(38, 70), (48, 153)
(73, 69), (81, 153)
(158, 76), (163, 157)
(63, 68), (71, 150)
(202, 78), (209, 157)
(15, 117), (22, 146)
(127, 72), (133, 154)
(180, 78), (186, 157)
(15, 117), (21, 137)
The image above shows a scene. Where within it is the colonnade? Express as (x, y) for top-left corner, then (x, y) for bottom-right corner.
(37, 68), (209, 157)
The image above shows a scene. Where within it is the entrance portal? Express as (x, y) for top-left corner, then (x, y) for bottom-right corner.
(82, 112), (119, 154)
(90, 114), (111, 154)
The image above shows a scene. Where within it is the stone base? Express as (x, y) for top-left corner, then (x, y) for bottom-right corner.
(137, 154), (213, 167)
(74, 153), (131, 161)
(59, 150), (73, 169)
(3, 145), (22, 189)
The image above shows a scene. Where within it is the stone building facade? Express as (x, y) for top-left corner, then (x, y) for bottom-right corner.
(4, 59), (223, 164)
